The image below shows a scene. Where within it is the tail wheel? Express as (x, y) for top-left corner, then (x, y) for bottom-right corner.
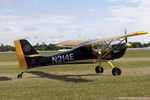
(17, 72), (24, 79)
(95, 66), (104, 73)
(112, 67), (121, 76)
(17, 74), (22, 78)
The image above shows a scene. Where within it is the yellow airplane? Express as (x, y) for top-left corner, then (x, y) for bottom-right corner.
(14, 31), (148, 78)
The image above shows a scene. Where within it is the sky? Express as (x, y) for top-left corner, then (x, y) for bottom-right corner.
(0, 0), (150, 45)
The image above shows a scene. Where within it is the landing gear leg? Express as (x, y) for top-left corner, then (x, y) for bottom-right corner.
(95, 63), (104, 73)
(107, 61), (121, 76)
(17, 72), (24, 79)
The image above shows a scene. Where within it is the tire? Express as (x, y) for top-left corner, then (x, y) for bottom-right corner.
(112, 67), (121, 76)
(17, 74), (22, 78)
(95, 66), (104, 73)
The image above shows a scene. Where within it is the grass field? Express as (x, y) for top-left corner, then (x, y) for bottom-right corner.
(0, 49), (150, 100)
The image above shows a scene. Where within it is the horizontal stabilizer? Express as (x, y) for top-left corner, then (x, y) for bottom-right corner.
(24, 54), (40, 57)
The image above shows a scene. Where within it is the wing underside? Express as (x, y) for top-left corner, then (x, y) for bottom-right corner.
(87, 31), (148, 45)
(57, 40), (88, 48)
(57, 31), (148, 48)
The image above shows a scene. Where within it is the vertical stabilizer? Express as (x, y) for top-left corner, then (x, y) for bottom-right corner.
(14, 39), (40, 69)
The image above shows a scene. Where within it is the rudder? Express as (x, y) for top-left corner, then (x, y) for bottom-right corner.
(14, 39), (40, 69)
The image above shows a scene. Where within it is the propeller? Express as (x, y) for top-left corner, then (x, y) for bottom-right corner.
(125, 28), (127, 43)
(125, 28), (132, 47)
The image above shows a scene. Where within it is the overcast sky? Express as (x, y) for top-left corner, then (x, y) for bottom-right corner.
(0, 0), (150, 45)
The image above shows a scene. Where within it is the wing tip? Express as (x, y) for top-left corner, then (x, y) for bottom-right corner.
(127, 31), (148, 37)
(137, 31), (148, 34)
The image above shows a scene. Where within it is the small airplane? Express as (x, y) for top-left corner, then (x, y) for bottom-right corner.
(14, 31), (148, 78)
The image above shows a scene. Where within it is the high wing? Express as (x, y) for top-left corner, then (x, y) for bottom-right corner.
(57, 40), (88, 48)
(57, 31), (148, 48)
(86, 31), (148, 45)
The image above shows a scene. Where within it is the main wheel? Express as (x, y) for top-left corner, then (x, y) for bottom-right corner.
(112, 67), (121, 76)
(95, 66), (104, 73)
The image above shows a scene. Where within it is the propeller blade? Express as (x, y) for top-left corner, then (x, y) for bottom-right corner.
(125, 28), (128, 43)
(125, 29), (132, 47)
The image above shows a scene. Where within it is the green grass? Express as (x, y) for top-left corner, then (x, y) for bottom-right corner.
(124, 49), (150, 57)
(0, 49), (150, 100)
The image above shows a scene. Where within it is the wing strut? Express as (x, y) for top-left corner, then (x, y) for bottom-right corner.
(98, 40), (113, 59)
(96, 38), (126, 62)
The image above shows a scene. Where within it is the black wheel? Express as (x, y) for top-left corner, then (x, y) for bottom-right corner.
(17, 72), (24, 79)
(112, 67), (121, 76)
(17, 74), (22, 78)
(95, 66), (104, 73)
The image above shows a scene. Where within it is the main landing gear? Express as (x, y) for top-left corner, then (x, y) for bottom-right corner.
(95, 61), (121, 76)
(95, 63), (104, 73)
(112, 67), (121, 76)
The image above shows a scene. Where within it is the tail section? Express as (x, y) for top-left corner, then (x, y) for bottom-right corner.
(14, 39), (40, 69)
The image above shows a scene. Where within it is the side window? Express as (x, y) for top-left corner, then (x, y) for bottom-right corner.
(92, 44), (99, 50)
(92, 41), (110, 56)
(92, 43), (103, 55)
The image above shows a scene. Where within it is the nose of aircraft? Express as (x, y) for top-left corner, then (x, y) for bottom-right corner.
(126, 43), (132, 47)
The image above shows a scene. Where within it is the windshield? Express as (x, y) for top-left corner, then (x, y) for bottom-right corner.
(91, 42), (108, 56)
(92, 43), (106, 56)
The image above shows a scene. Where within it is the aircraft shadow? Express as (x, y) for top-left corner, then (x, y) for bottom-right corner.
(0, 77), (12, 81)
(27, 71), (93, 83)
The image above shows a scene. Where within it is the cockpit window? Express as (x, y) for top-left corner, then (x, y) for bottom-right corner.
(92, 42), (107, 56)
(93, 44), (99, 50)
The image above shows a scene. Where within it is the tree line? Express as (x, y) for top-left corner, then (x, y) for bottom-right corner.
(0, 42), (150, 52)
(129, 42), (150, 48)
(0, 42), (65, 52)
(33, 43), (65, 51)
